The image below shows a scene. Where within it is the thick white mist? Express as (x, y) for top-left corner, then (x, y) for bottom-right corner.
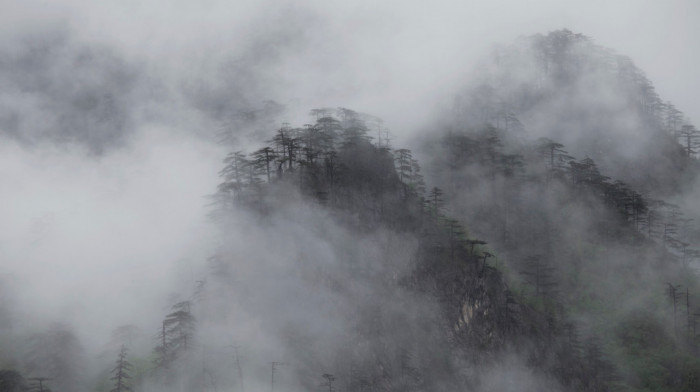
(0, 127), (223, 349)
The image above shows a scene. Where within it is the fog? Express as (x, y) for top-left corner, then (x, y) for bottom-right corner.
(1, 1), (699, 391)
(0, 128), (221, 347)
(2, 1), (697, 137)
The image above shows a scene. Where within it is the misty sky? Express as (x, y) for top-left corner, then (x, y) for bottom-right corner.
(2, 0), (698, 130)
(1, 0), (698, 352)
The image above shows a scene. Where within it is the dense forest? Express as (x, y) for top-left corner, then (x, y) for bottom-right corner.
(2, 29), (700, 392)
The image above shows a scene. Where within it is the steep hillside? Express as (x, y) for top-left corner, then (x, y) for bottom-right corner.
(2, 29), (700, 392)
(199, 108), (624, 392)
(421, 30), (700, 391)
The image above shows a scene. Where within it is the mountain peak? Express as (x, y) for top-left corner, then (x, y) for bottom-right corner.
(454, 29), (698, 196)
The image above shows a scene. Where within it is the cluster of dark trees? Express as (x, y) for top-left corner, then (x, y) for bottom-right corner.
(432, 133), (647, 390)
(208, 107), (634, 391)
(109, 299), (197, 391)
(538, 137), (698, 263)
(435, 124), (699, 266)
(665, 283), (700, 348)
(152, 301), (196, 372)
(0, 324), (84, 392)
(424, 31), (700, 387)
(3, 101), (694, 392)
(170, 31), (700, 392)
(212, 108), (409, 226)
(431, 87), (700, 389)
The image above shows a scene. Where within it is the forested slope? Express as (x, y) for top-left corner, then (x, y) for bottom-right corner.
(2, 30), (700, 392)
(421, 30), (700, 391)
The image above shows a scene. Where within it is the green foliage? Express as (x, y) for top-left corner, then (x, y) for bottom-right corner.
(616, 314), (700, 391)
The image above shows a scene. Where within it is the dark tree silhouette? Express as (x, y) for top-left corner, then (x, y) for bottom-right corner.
(219, 151), (249, 199)
(154, 301), (196, 369)
(394, 149), (413, 184)
(320, 373), (335, 392)
(110, 345), (132, 392)
(536, 138), (573, 180)
(271, 125), (299, 172)
(409, 159), (426, 196)
(520, 256), (558, 300)
(678, 124), (699, 158)
(252, 147), (277, 183)
(465, 239), (487, 256)
(27, 377), (50, 392)
(427, 187), (445, 224)
(445, 219), (465, 262)
(0, 370), (28, 392)
(667, 283), (683, 338)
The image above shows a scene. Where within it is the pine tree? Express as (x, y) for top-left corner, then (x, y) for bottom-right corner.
(520, 255), (558, 300)
(678, 124), (700, 158)
(393, 149), (413, 184)
(409, 159), (426, 195)
(536, 138), (573, 180)
(427, 187), (445, 225)
(271, 125), (299, 172)
(164, 301), (196, 353)
(218, 151), (249, 202)
(252, 147), (277, 183)
(154, 301), (196, 369)
(110, 345), (132, 392)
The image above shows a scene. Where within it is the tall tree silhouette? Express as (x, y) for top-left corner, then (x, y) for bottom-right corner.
(154, 301), (196, 369)
(110, 345), (132, 392)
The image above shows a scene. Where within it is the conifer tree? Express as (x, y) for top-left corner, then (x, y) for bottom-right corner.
(252, 147), (277, 183)
(536, 138), (572, 179)
(409, 159), (426, 195)
(520, 256), (558, 300)
(679, 124), (700, 158)
(110, 345), (132, 392)
(154, 301), (196, 369)
(428, 187), (445, 225)
(393, 149), (413, 184)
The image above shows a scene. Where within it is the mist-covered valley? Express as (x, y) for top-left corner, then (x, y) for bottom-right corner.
(2, 2), (700, 392)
